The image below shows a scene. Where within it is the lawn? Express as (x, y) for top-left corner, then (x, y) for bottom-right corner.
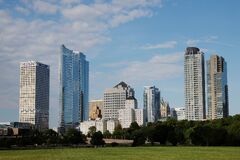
(0, 147), (239, 160)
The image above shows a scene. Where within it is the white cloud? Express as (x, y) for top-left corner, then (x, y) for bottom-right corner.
(110, 9), (152, 27)
(33, 0), (58, 14)
(186, 39), (200, 46)
(186, 36), (219, 46)
(0, 0), (162, 126)
(15, 6), (30, 15)
(101, 53), (183, 84)
(142, 41), (178, 49)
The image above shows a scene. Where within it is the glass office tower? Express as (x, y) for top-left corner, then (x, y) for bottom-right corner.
(143, 86), (160, 123)
(59, 45), (89, 132)
(207, 55), (228, 119)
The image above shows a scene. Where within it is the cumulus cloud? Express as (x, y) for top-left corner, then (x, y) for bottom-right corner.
(120, 53), (183, 83)
(142, 41), (178, 49)
(0, 0), (162, 126)
(33, 1), (58, 14)
(15, 6), (30, 15)
(101, 52), (183, 84)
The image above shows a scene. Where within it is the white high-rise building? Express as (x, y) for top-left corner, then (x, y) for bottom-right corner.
(184, 47), (206, 121)
(103, 82), (134, 119)
(174, 107), (186, 121)
(19, 61), (49, 131)
(143, 86), (160, 123)
(134, 108), (145, 126)
(118, 97), (145, 128)
(118, 97), (136, 128)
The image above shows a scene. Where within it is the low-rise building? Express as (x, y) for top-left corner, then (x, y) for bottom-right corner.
(175, 107), (186, 120)
(106, 119), (119, 134)
(96, 119), (107, 133)
(79, 120), (96, 135)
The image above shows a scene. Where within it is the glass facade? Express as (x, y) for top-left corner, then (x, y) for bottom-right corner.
(143, 86), (160, 123)
(207, 55), (228, 119)
(59, 45), (89, 131)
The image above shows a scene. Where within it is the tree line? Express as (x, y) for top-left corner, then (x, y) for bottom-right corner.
(111, 115), (240, 146)
(0, 115), (240, 148)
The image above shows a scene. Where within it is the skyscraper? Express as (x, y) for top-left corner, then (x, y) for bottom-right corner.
(184, 47), (206, 121)
(59, 45), (89, 131)
(207, 55), (229, 119)
(103, 81), (134, 120)
(19, 61), (49, 131)
(143, 86), (160, 123)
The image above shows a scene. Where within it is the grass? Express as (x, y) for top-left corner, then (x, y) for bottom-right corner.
(0, 147), (240, 160)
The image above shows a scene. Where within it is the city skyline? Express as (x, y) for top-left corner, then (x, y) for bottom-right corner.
(0, 0), (240, 127)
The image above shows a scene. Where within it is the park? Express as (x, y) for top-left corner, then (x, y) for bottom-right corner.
(0, 147), (240, 160)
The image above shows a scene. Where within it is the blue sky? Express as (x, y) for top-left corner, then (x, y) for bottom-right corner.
(0, 0), (239, 128)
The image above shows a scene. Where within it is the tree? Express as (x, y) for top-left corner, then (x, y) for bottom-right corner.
(43, 129), (59, 145)
(113, 124), (123, 139)
(130, 122), (140, 131)
(103, 130), (112, 139)
(131, 129), (146, 147)
(64, 129), (86, 144)
(143, 126), (155, 145)
(154, 124), (168, 145)
(87, 126), (96, 137)
(90, 131), (105, 147)
(31, 129), (44, 145)
(167, 126), (177, 146)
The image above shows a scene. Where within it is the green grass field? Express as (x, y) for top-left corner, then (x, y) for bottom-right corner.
(0, 147), (239, 160)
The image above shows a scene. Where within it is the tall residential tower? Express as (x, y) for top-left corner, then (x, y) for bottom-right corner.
(19, 61), (49, 130)
(184, 47), (206, 121)
(143, 86), (160, 123)
(59, 45), (89, 132)
(207, 55), (229, 119)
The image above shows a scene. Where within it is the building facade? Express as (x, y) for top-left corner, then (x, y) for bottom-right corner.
(59, 45), (89, 132)
(118, 97), (137, 128)
(174, 107), (186, 121)
(79, 120), (95, 135)
(160, 98), (170, 118)
(89, 100), (103, 120)
(107, 119), (119, 134)
(143, 86), (160, 123)
(134, 108), (145, 126)
(184, 47), (206, 121)
(103, 82), (134, 120)
(19, 61), (49, 131)
(207, 55), (229, 119)
(79, 119), (107, 135)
